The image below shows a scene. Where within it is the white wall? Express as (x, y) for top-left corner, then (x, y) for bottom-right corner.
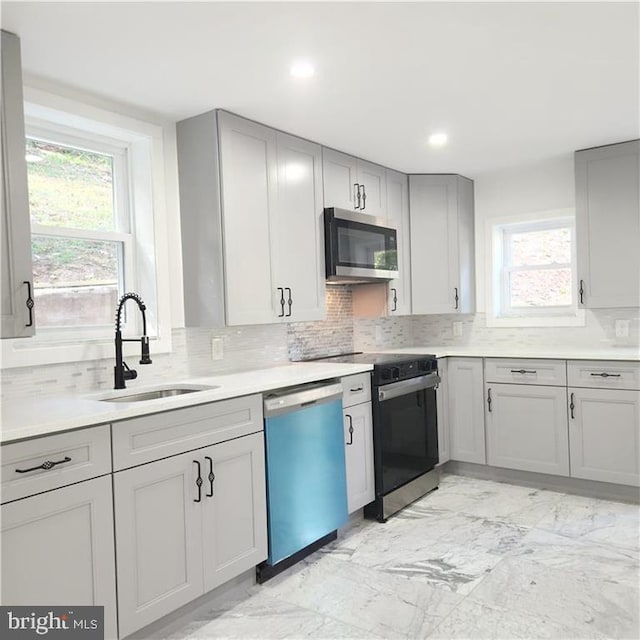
(473, 154), (576, 311)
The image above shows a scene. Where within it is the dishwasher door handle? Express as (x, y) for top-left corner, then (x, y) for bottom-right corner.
(264, 382), (343, 416)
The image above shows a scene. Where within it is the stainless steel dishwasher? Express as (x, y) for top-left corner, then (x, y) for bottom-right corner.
(257, 380), (348, 582)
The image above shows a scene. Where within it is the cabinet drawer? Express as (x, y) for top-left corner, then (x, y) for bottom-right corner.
(112, 394), (263, 471)
(568, 360), (640, 390)
(1, 425), (111, 504)
(484, 358), (566, 386)
(342, 373), (372, 407)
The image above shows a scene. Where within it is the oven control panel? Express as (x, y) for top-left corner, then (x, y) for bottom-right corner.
(376, 357), (437, 385)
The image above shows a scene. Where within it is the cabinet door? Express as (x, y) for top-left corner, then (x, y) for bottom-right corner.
(386, 169), (411, 315)
(322, 147), (359, 211)
(113, 452), (204, 637)
(409, 175), (460, 314)
(448, 358), (486, 464)
(272, 132), (326, 322)
(569, 387), (640, 486)
(343, 402), (375, 513)
(436, 358), (450, 464)
(575, 140), (640, 308)
(1, 31), (34, 338)
(485, 383), (569, 476)
(202, 433), (268, 593)
(1, 476), (117, 640)
(357, 159), (387, 218)
(218, 111), (278, 325)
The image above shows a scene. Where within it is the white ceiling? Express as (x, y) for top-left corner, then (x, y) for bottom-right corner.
(3, 1), (639, 176)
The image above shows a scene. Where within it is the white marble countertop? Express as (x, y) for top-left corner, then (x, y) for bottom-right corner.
(0, 362), (373, 444)
(378, 345), (640, 361)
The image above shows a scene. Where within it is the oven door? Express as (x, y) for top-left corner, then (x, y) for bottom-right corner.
(324, 208), (398, 282)
(373, 373), (439, 496)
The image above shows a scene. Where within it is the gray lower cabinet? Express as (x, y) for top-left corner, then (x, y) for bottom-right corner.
(448, 357), (486, 464)
(436, 358), (450, 464)
(1, 476), (118, 639)
(569, 387), (640, 486)
(485, 383), (570, 476)
(114, 432), (267, 638)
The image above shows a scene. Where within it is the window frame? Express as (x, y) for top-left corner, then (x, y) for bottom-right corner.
(486, 209), (585, 328)
(27, 125), (136, 336)
(1, 85), (173, 367)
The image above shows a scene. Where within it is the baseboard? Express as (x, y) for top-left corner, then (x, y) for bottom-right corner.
(443, 460), (640, 504)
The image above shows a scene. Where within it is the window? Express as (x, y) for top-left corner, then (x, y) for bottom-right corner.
(2, 86), (172, 367)
(487, 210), (584, 327)
(27, 131), (133, 331)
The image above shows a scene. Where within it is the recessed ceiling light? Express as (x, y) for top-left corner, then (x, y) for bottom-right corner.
(290, 60), (315, 79)
(428, 132), (448, 148)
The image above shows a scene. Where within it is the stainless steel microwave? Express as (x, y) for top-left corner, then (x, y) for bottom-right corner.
(324, 208), (399, 283)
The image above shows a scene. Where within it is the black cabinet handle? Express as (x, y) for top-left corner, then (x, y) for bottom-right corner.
(205, 456), (215, 498)
(510, 369), (537, 375)
(579, 280), (585, 305)
(285, 287), (292, 317)
(354, 183), (361, 210)
(16, 456), (71, 474)
(345, 414), (354, 445)
(391, 288), (397, 312)
(590, 372), (621, 378)
(193, 460), (203, 503)
(277, 287), (285, 317)
(454, 287), (459, 310)
(487, 388), (492, 412)
(24, 281), (34, 327)
(569, 393), (575, 420)
(360, 184), (366, 210)
(350, 386), (364, 393)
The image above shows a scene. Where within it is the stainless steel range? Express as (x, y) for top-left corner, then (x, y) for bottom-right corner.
(312, 352), (440, 521)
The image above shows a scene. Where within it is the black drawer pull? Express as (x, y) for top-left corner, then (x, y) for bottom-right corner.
(510, 369), (537, 375)
(590, 372), (621, 378)
(569, 393), (575, 420)
(345, 414), (354, 445)
(205, 456), (215, 498)
(16, 456), (71, 474)
(24, 281), (34, 327)
(193, 460), (203, 503)
(350, 386), (364, 393)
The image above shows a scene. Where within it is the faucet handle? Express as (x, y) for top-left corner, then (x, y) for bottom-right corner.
(140, 336), (152, 365)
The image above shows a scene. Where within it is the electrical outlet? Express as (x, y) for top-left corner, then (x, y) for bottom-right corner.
(211, 337), (224, 360)
(452, 321), (463, 338)
(615, 319), (630, 338)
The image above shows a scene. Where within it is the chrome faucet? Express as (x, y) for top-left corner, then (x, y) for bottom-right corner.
(114, 292), (152, 389)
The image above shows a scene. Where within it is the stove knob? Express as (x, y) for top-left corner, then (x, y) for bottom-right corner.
(391, 366), (401, 380)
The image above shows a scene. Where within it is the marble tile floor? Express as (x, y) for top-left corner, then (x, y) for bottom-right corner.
(154, 474), (640, 640)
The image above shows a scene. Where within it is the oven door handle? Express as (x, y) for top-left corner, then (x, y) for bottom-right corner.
(377, 373), (441, 402)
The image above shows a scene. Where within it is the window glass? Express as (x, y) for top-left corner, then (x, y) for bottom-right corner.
(26, 138), (115, 231)
(509, 268), (572, 308)
(509, 227), (571, 267)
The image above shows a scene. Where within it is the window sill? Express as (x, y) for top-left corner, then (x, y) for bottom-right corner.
(486, 310), (586, 328)
(1, 332), (172, 369)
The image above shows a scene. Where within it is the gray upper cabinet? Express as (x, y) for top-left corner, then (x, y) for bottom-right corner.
(1, 30), (34, 338)
(385, 168), (411, 315)
(177, 110), (325, 327)
(409, 174), (475, 314)
(575, 140), (640, 309)
(322, 147), (387, 218)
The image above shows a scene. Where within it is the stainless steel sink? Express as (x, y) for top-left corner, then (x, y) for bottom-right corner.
(100, 385), (218, 403)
